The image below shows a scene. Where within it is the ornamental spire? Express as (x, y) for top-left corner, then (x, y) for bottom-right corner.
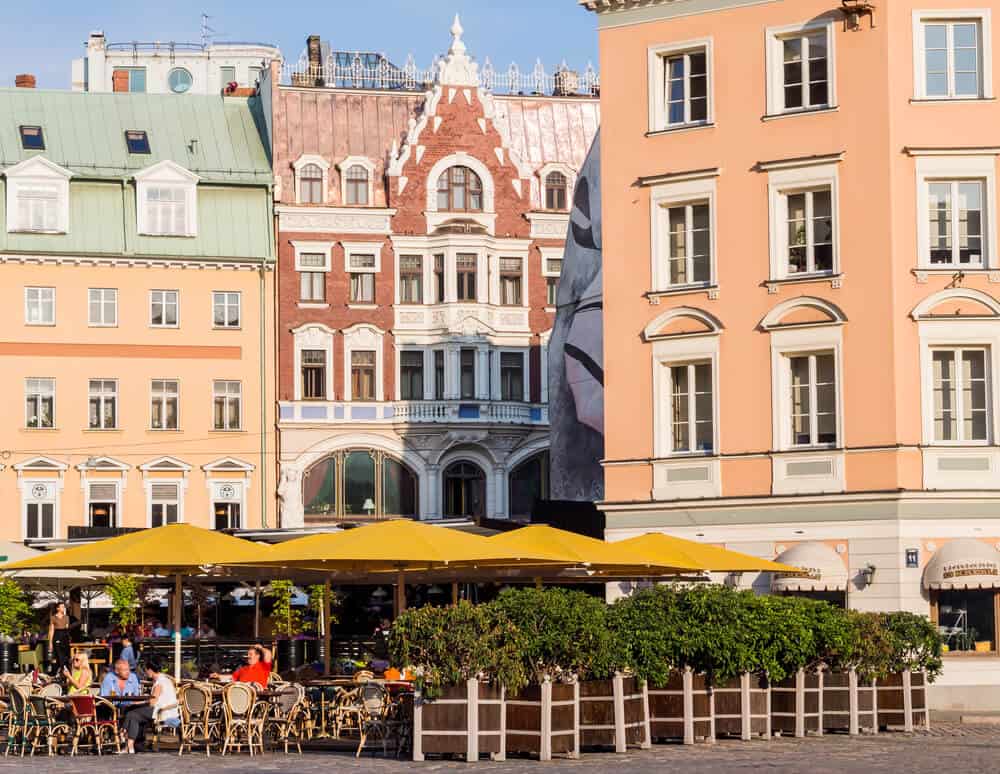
(437, 12), (479, 87)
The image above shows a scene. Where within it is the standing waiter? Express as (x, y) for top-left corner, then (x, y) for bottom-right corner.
(47, 602), (73, 672)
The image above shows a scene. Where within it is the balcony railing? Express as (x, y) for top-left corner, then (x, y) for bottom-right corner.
(279, 399), (547, 426)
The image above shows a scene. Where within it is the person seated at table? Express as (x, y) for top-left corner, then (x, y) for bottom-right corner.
(63, 652), (93, 695)
(121, 657), (179, 755)
(119, 635), (137, 671)
(197, 622), (216, 639)
(101, 658), (140, 697)
(151, 621), (172, 638)
(209, 644), (272, 687)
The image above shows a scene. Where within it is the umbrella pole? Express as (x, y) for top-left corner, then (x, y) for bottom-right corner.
(451, 581), (459, 606)
(396, 570), (406, 616)
(173, 574), (182, 682)
(322, 577), (331, 676)
(254, 580), (261, 639)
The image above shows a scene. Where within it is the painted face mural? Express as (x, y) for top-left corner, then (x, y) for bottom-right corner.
(548, 132), (604, 502)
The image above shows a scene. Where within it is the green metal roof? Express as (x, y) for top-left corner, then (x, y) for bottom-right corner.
(0, 89), (272, 184)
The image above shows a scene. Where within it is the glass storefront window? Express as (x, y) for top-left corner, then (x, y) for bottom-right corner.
(936, 589), (997, 652)
(509, 452), (549, 519)
(303, 450), (418, 520)
(303, 457), (337, 516)
(344, 451), (376, 516)
(383, 457), (417, 516)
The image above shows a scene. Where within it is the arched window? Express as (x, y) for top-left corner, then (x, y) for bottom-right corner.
(443, 461), (485, 517)
(302, 450), (418, 521)
(437, 166), (483, 212)
(544, 171), (568, 211)
(509, 452), (549, 519)
(344, 164), (369, 205)
(299, 163), (324, 204)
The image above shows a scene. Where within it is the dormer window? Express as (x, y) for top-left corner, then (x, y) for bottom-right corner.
(125, 130), (150, 154)
(5, 156), (72, 234)
(134, 160), (199, 237)
(545, 171), (568, 211)
(19, 126), (44, 151)
(300, 163), (324, 204)
(437, 166), (483, 212)
(345, 165), (369, 205)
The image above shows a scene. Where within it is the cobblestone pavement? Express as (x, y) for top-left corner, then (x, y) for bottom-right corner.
(1, 725), (999, 773)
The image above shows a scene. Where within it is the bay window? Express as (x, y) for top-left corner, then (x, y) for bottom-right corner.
(399, 255), (423, 304)
(499, 257), (522, 305)
(457, 253), (477, 301)
(500, 352), (524, 401)
(400, 351), (424, 400)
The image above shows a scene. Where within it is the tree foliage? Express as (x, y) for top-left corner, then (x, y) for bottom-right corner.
(104, 575), (141, 630)
(0, 578), (31, 638)
(267, 580), (304, 637)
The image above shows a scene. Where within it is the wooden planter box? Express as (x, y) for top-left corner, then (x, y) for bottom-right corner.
(647, 668), (715, 744)
(820, 669), (878, 735)
(770, 669), (822, 737)
(578, 674), (650, 752)
(713, 673), (771, 740)
(876, 671), (930, 732)
(413, 679), (505, 761)
(506, 680), (579, 760)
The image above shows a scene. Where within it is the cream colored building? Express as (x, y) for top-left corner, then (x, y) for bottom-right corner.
(0, 86), (275, 541)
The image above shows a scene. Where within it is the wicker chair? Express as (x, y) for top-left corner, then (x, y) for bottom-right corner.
(355, 682), (390, 758)
(37, 683), (63, 698)
(178, 683), (220, 755)
(264, 684), (306, 754)
(67, 694), (120, 756)
(3, 687), (28, 756)
(220, 682), (265, 756)
(24, 695), (70, 757)
(332, 686), (363, 738)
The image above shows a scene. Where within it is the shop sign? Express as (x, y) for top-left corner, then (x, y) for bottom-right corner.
(941, 560), (1000, 580)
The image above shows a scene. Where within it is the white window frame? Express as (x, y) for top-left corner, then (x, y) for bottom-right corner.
(212, 291), (241, 329)
(337, 156), (376, 206)
(540, 247), (563, 310)
(135, 160), (199, 237)
(24, 377), (55, 429)
(928, 347), (992, 444)
(212, 380), (243, 431)
(293, 154), (331, 205)
(343, 323), (385, 402)
(651, 334), (720, 459)
(914, 153), (997, 270)
(918, 320), (1000, 446)
(4, 156), (72, 234)
(648, 38), (714, 132)
(912, 10), (993, 100)
(18, 475), (63, 541)
(149, 289), (179, 328)
(87, 288), (117, 327)
(767, 161), (841, 280)
(396, 346), (428, 401)
(88, 378), (118, 430)
(341, 240), (383, 273)
(494, 348), (530, 402)
(765, 20), (837, 117)
(650, 174), (718, 291)
(145, 478), (186, 528)
(292, 323), (335, 401)
(150, 378), (180, 431)
(24, 286), (55, 326)
(83, 479), (123, 528)
(770, 325), (844, 452)
(292, 240), (334, 306)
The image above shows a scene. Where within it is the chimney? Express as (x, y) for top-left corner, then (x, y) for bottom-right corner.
(15, 74), (36, 89)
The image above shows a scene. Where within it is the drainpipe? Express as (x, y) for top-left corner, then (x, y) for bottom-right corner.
(259, 260), (268, 528)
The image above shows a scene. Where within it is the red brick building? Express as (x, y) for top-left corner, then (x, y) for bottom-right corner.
(267, 18), (599, 524)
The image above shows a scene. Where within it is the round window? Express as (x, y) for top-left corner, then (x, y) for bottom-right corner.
(168, 68), (193, 94)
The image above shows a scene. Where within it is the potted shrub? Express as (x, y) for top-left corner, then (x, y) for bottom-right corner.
(267, 580), (306, 671)
(875, 612), (941, 731)
(0, 578), (32, 673)
(390, 601), (525, 761)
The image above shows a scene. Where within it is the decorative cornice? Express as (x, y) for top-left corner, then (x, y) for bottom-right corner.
(637, 167), (721, 187)
(0, 254), (271, 271)
(526, 212), (570, 239)
(755, 152), (845, 173)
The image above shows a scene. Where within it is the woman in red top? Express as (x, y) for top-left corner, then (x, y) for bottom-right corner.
(211, 645), (272, 687)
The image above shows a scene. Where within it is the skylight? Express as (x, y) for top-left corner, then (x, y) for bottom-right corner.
(125, 130), (150, 154)
(19, 125), (44, 150)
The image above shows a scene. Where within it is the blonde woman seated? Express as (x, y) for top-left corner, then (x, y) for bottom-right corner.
(63, 652), (93, 695)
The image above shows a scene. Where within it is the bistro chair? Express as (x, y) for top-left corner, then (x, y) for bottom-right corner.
(4, 686), (28, 756)
(24, 695), (69, 757)
(386, 691), (414, 759)
(37, 683), (63, 698)
(67, 694), (119, 756)
(220, 682), (265, 756)
(355, 681), (390, 758)
(151, 694), (184, 753)
(332, 686), (363, 739)
(264, 684), (307, 754)
(18, 645), (44, 673)
(178, 683), (220, 755)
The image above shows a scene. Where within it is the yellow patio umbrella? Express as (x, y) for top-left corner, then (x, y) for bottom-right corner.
(616, 532), (802, 574)
(4, 524), (273, 680)
(489, 525), (703, 575)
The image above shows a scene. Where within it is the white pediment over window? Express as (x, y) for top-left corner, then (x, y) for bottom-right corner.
(4, 156), (73, 234)
(138, 456), (192, 473)
(202, 457), (255, 472)
(134, 160), (199, 237)
(13, 455), (68, 472)
(75, 456), (130, 472)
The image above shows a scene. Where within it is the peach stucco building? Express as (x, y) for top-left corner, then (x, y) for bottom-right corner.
(584, 0), (1000, 708)
(0, 87), (275, 542)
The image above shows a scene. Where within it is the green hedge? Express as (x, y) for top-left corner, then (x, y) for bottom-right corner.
(389, 587), (943, 692)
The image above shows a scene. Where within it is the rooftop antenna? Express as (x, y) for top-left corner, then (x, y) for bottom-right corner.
(201, 13), (225, 47)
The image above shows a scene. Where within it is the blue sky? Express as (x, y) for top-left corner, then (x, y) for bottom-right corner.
(2, 1), (599, 90)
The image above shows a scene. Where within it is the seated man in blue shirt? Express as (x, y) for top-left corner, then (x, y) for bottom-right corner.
(101, 658), (141, 696)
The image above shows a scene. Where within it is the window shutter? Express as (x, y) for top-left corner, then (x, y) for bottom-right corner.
(151, 483), (179, 501)
(89, 483), (117, 501)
